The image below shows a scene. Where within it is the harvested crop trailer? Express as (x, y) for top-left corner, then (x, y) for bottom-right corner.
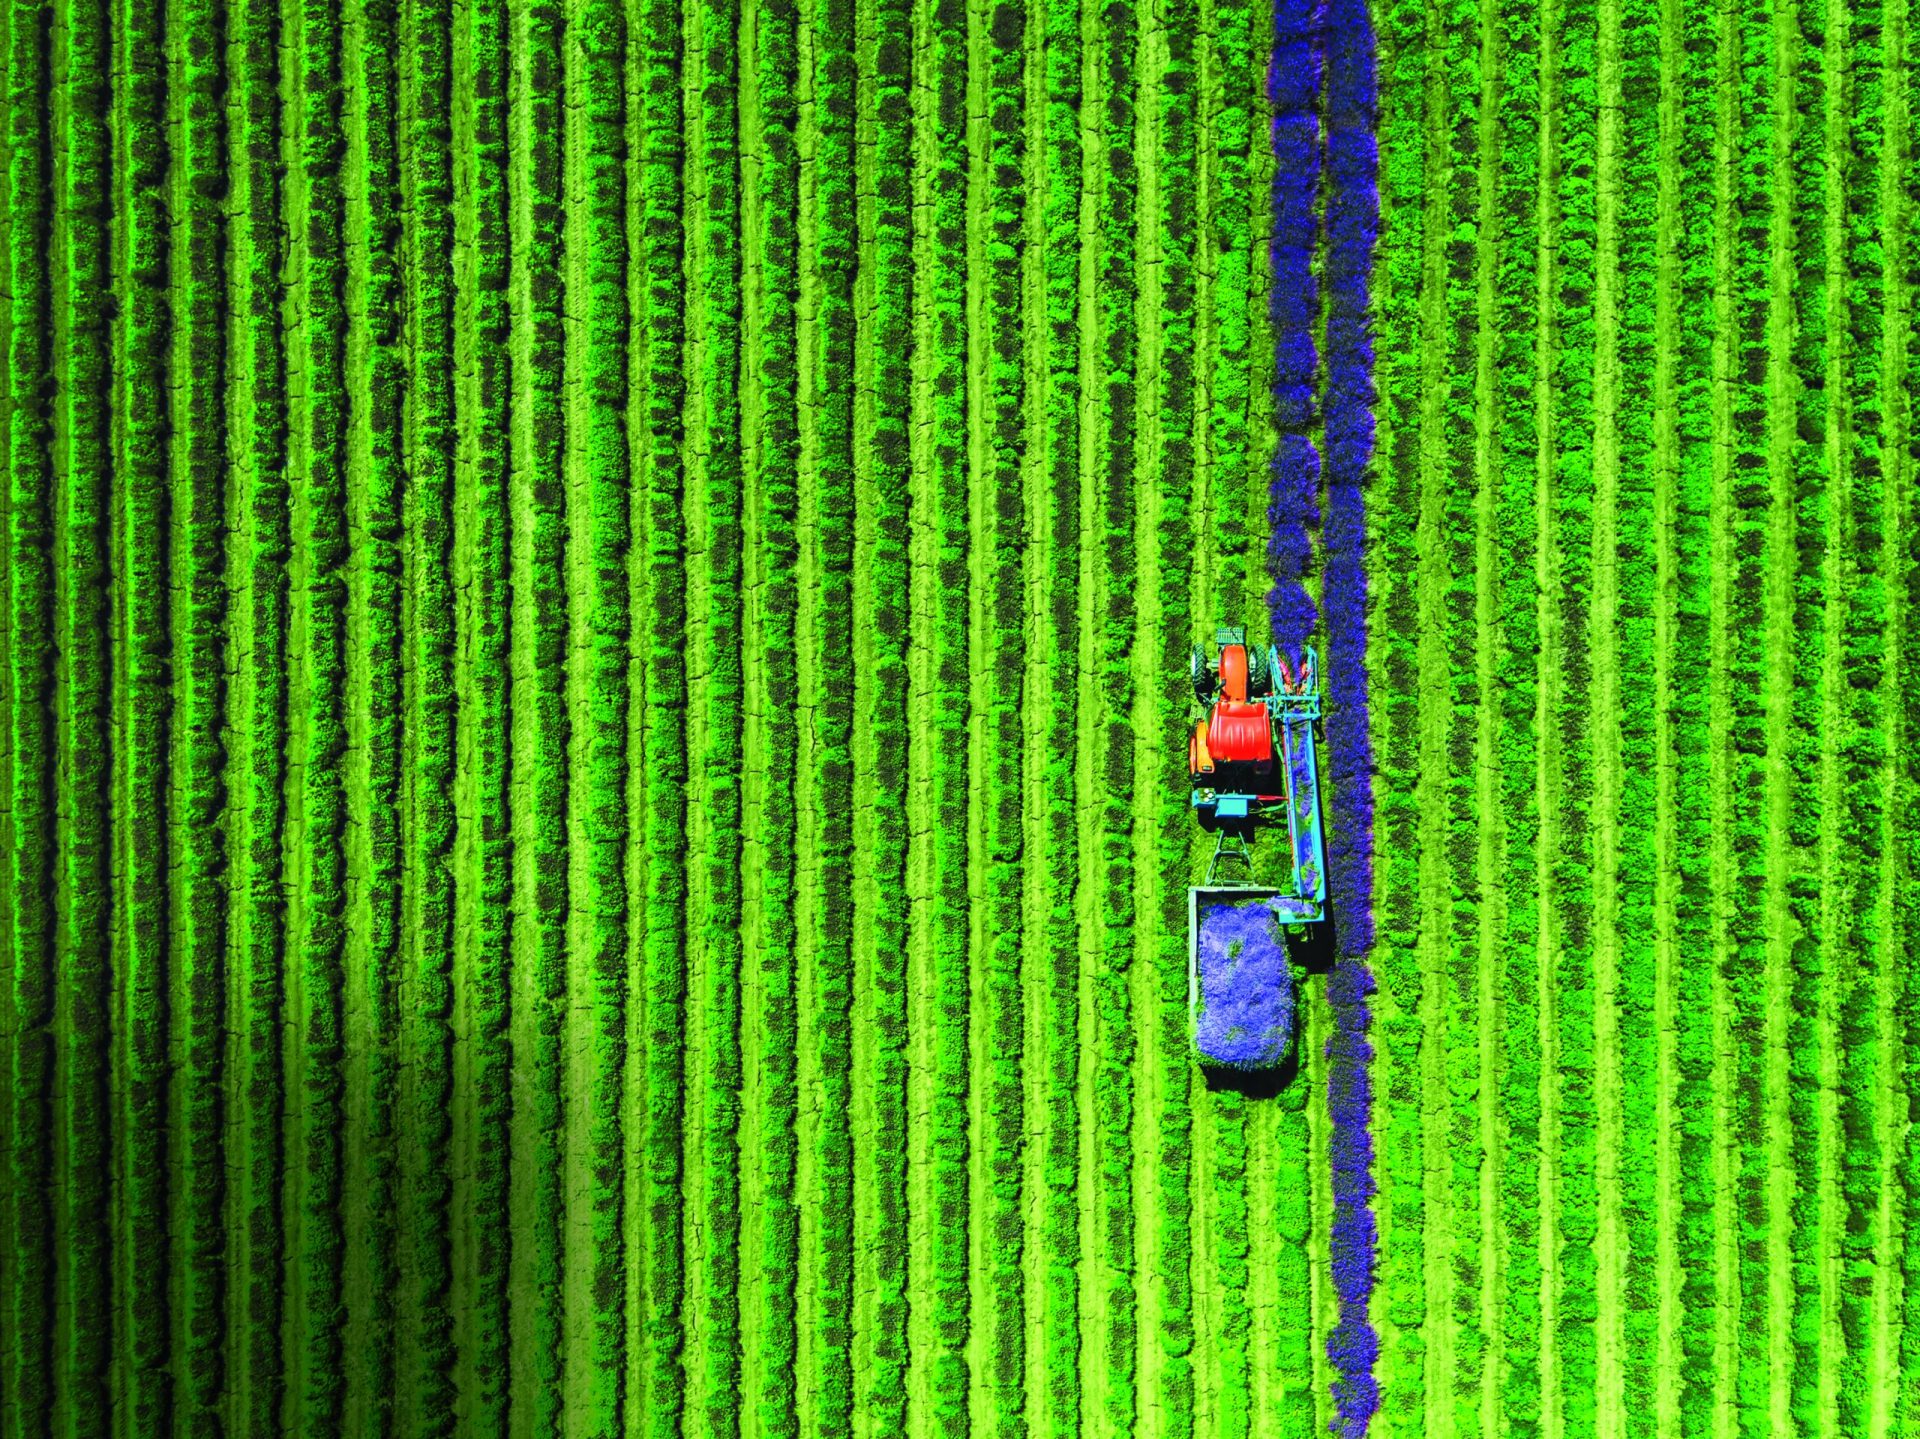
(1186, 626), (1328, 1069)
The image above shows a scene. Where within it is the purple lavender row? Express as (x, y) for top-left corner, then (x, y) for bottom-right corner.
(1266, 0), (1322, 657)
(1319, 0), (1381, 1430)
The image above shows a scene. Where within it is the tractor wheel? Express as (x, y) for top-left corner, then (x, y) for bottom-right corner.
(1191, 644), (1216, 705)
(1246, 643), (1273, 696)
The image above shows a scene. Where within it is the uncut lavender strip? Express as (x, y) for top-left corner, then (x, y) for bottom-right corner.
(1266, 0), (1319, 654)
(1320, 0), (1380, 1431)
(1321, 0), (1375, 961)
(1323, 967), (1379, 1432)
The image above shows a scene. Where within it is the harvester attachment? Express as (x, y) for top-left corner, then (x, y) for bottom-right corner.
(1186, 629), (1330, 1069)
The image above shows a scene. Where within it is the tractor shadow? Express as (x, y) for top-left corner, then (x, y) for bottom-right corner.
(1285, 916), (1338, 976)
(1199, 919), (1339, 1100)
(1201, 1054), (1295, 1099)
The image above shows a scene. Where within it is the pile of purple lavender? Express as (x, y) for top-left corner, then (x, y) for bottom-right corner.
(1193, 899), (1296, 1069)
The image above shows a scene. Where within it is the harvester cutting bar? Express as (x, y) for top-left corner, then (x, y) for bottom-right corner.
(1274, 705), (1325, 916)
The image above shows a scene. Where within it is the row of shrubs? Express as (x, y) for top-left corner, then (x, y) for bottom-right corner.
(1367, 0), (1917, 1434)
(0, 0), (1360, 1433)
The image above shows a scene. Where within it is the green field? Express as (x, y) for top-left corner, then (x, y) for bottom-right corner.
(1, 0), (1917, 1434)
(1370, 0), (1918, 1434)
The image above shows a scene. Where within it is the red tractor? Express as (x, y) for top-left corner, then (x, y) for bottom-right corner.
(1186, 623), (1326, 912)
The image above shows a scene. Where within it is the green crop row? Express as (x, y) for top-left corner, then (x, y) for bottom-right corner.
(693, 0), (743, 1424)
(8, 0), (55, 1427)
(123, 0), (174, 1423)
(1901, 25), (1920, 1416)
(357, 0), (404, 1424)
(1094, 0), (1139, 1427)
(1207, 0), (1254, 612)
(813, 0), (858, 1426)
(1555, 0), (1598, 1430)
(862, 0), (913, 1419)
(982, 0), (1028, 1433)
(1835, 6), (1889, 1431)
(753, 0), (800, 1429)
(460, 0), (513, 1426)
(1667, 0), (1716, 1425)
(519, 2), (568, 1429)
(1902, 7), (1920, 1395)
(1904, 19), (1920, 1415)
(1211, 1081), (1251, 1439)
(1274, 1084), (1313, 1438)
(1205, 0), (1256, 1430)
(237, 0), (292, 1422)
(1435, 0), (1481, 1428)
(181, 0), (233, 1414)
(637, 0), (686, 1424)
(1727, 3), (1771, 1428)
(407, 0), (461, 1418)
(1493, 0), (1541, 1429)
(1784, 0), (1826, 1424)
(1208, 47), (1251, 616)
(1613, 0), (1659, 1425)
(1372, 0), (1424, 1424)
(426, 0), (467, 1424)
(923, 0), (972, 1424)
(60, 0), (112, 1425)
(1154, 0), (1197, 1428)
(1038, 0), (1083, 1428)
(580, 0), (634, 1427)
(297, 0), (350, 1422)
